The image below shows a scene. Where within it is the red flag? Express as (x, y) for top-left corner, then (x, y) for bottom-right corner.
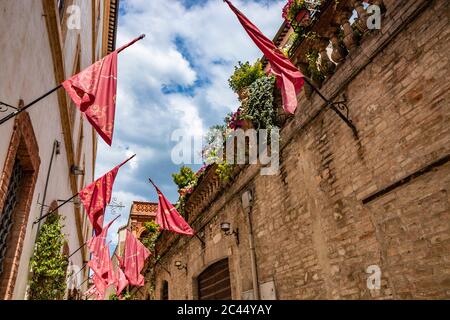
(84, 285), (98, 299)
(115, 253), (124, 269)
(62, 50), (118, 145)
(91, 274), (107, 300)
(88, 242), (111, 279)
(62, 36), (144, 145)
(79, 155), (134, 235)
(150, 179), (195, 236)
(87, 216), (119, 256)
(224, 0), (305, 114)
(115, 265), (129, 296)
(122, 230), (151, 287)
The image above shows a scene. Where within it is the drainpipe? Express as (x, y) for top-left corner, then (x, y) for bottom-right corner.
(36, 140), (60, 230)
(241, 190), (260, 300)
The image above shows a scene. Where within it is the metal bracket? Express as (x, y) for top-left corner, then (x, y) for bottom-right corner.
(0, 101), (19, 113)
(329, 95), (358, 138)
(304, 78), (358, 138)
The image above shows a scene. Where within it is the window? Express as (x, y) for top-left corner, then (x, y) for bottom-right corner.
(0, 160), (23, 276)
(0, 112), (40, 299)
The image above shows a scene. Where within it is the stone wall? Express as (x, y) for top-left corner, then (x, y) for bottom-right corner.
(151, 0), (450, 300)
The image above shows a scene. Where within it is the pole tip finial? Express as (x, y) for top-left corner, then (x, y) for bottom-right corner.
(139, 34), (146, 39)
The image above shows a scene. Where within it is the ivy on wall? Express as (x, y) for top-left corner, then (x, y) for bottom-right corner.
(28, 213), (68, 300)
(244, 75), (277, 130)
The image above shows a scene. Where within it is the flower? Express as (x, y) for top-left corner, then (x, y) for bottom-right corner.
(282, 0), (295, 21)
(227, 109), (248, 130)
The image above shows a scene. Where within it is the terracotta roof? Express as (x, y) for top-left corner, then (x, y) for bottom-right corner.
(130, 201), (158, 216)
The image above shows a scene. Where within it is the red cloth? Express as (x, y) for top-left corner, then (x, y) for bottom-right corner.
(91, 274), (107, 300)
(88, 243), (111, 280)
(79, 168), (119, 235)
(115, 265), (129, 296)
(87, 216), (118, 257)
(79, 156), (131, 235)
(62, 51), (118, 146)
(122, 230), (151, 287)
(225, 0), (305, 114)
(150, 181), (195, 236)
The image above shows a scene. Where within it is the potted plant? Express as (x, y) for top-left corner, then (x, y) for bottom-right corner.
(225, 109), (253, 131)
(282, 0), (309, 26)
(228, 61), (265, 101)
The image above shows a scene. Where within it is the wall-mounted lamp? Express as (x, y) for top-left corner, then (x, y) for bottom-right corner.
(174, 261), (187, 273)
(220, 222), (239, 245)
(71, 165), (84, 176)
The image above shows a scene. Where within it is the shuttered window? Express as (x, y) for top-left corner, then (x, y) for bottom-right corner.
(198, 259), (231, 300)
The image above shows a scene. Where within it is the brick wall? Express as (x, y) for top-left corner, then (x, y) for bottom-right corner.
(151, 0), (450, 300)
(0, 112), (40, 299)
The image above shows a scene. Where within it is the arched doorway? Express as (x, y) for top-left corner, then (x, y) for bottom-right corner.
(197, 258), (231, 300)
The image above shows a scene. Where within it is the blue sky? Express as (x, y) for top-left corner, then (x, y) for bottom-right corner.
(97, 0), (285, 244)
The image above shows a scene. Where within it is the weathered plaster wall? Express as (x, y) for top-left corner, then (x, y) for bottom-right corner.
(0, 0), (100, 299)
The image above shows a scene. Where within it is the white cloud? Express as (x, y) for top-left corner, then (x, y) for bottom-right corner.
(97, 0), (285, 246)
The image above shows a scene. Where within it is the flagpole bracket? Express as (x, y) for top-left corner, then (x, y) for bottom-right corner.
(194, 233), (206, 248)
(328, 97), (358, 139)
(304, 78), (358, 138)
(0, 101), (19, 112)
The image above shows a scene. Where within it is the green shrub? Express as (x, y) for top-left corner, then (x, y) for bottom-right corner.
(245, 76), (277, 130)
(171, 166), (196, 190)
(228, 61), (265, 95)
(28, 214), (68, 300)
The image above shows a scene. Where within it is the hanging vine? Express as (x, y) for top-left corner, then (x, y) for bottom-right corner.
(28, 213), (68, 300)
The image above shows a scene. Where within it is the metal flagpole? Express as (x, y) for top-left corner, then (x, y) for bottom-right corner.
(33, 154), (136, 225)
(33, 193), (79, 225)
(0, 85), (62, 126)
(67, 262), (88, 285)
(0, 35), (146, 127)
(68, 242), (87, 259)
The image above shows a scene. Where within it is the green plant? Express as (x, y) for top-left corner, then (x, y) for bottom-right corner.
(216, 162), (235, 183)
(175, 195), (187, 218)
(305, 49), (325, 82)
(109, 292), (132, 300)
(28, 213), (68, 300)
(302, 31), (320, 41)
(141, 221), (160, 252)
(282, 0), (307, 22)
(228, 61), (265, 95)
(245, 76), (278, 130)
(172, 166), (196, 190)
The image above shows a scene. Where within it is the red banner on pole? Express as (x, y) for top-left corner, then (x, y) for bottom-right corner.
(63, 36), (144, 145)
(122, 230), (151, 287)
(150, 179), (195, 236)
(224, 0), (305, 114)
(79, 155), (134, 235)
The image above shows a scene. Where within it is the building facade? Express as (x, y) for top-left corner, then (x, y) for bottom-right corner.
(0, 0), (118, 299)
(149, 0), (450, 300)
